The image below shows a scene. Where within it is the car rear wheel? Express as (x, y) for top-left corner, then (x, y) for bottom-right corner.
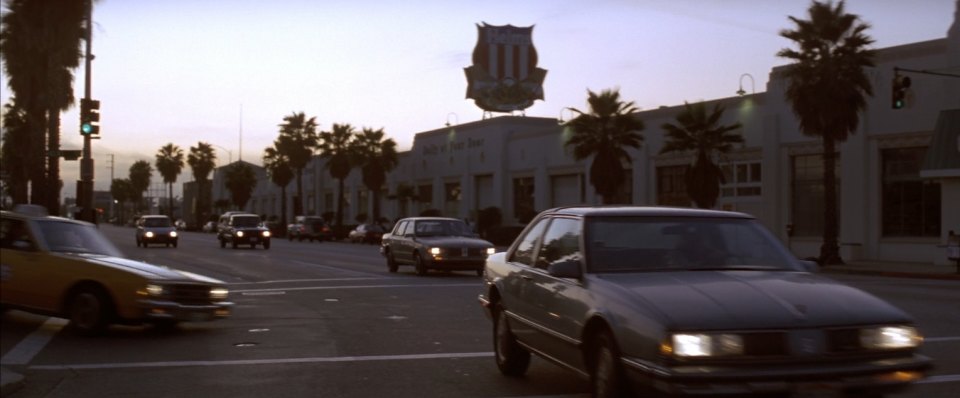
(414, 253), (428, 276)
(494, 306), (530, 376)
(220, 238), (226, 248)
(386, 250), (398, 273)
(68, 287), (113, 336)
(263, 241), (271, 250)
(232, 240), (238, 249)
(590, 331), (628, 398)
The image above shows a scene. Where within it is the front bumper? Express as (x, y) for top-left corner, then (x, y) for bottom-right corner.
(233, 235), (270, 244)
(142, 235), (177, 243)
(139, 299), (233, 322)
(626, 354), (933, 396)
(424, 256), (486, 270)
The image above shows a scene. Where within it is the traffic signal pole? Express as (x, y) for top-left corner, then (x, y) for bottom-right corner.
(77, 0), (95, 223)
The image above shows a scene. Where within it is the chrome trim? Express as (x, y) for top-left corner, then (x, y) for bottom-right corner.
(506, 309), (581, 346)
(516, 339), (590, 378)
(621, 356), (673, 378)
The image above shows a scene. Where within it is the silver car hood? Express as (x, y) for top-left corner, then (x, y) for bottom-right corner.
(416, 236), (492, 248)
(597, 271), (911, 330)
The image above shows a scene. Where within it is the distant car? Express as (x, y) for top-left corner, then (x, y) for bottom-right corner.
(348, 223), (385, 244)
(381, 217), (495, 276)
(1, 207), (232, 335)
(288, 215), (332, 242)
(479, 206), (932, 397)
(217, 213), (271, 249)
(135, 215), (179, 248)
(202, 221), (217, 233)
(174, 219), (187, 231)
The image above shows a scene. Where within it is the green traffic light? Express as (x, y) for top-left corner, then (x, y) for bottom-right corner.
(82, 123), (93, 134)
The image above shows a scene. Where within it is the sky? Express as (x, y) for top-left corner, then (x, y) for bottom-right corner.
(0, 0), (956, 199)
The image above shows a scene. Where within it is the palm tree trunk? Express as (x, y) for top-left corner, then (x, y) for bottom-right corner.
(295, 171), (304, 216)
(336, 177), (345, 235)
(820, 137), (843, 265)
(46, 108), (61, 215)
(372, 188), (381, 222)
(280, 187), (288, 232)
(168, 182), (174, 218)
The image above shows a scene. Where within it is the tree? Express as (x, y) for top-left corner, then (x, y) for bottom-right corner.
(1, 100), (30, 204)
(155, 143), (185, 218)
(659, 101), (744, 209)
(224, 162), (257, 210)
(352, 127), (398, 223)
(564, 88), (645, 204)
(319, 123), (357, 235)
(277, 112), (319, 216)
(188, 142), (217, 225)
(263, 138), (294, 228)
(128, 160), (153, 213)
(778, 0), (875, 265)
(1, 0), (87, 213)
(110, 178), (133, 224)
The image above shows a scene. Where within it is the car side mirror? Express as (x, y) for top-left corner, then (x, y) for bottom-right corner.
(547, 260), (582, 279)
(798, 259), (819, 273)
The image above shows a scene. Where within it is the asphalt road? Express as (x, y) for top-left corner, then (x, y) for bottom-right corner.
(2, 224), (958, 397)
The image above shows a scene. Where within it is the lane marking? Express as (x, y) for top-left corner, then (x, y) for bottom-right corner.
(229, 277), (389, 285)
(291, 260), (384, 278)
(29, 351), (494, 370)
(917, 374), (960, 384)
(232, 283), (479, 293)
(0, 317), (68, 365)
(926, 336), (960, 343)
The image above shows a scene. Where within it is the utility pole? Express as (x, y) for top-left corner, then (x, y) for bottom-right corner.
(107, 154), (114, 221)
(77, 0), (96, 223)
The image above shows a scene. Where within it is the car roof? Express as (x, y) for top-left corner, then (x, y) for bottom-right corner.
(540, 206), (754, 219)
(140, 215), (170, 219)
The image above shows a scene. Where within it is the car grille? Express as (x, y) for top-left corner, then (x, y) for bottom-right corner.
(742, 331), (789, 356)
(167, 284), (213, 305)
(440, 247), (485, 258)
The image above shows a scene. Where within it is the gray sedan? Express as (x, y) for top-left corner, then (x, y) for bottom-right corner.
(381, 217), (494, 276)
(479, 206), (931, 398)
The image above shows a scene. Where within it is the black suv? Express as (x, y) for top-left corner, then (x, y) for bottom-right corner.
(217, 213), (271, 249)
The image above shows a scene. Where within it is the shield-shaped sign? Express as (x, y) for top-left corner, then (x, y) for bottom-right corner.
(464, 23), (547, 113)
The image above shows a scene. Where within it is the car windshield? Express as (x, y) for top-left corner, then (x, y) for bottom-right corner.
(414, 220), (472, 237)
(584, 216), (797, 273)
(144, 217), (171, 227)
(233, 216), (261, 227)
(35, 220), (124, 256)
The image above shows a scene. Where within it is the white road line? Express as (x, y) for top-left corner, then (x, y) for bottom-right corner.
(0, 317), (68, 365)
(232, 283), (479, 293)
(229, 277), (388, 285)
(29, 352), (494, 370)
(926, 336), (960, 343)
(917, 374), (960, 384)
(291, 260), (384, 278)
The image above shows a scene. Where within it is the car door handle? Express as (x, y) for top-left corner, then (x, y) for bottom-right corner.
(520, 274), (533, 281)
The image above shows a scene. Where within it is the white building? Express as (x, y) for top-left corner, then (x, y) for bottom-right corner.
(212, 16), (959, 265)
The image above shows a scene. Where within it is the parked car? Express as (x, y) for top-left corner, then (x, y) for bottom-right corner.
(348, 223), (385, 244)
(202, 221), (217, 233)
(135, 215), (179, 248)
(174, 219), (187, 231)
(1, 205), (232, 335)
(288, 215), (332, 242)
(478, 206), (932, 397)
(217, 213), (271, 249)
(381, 217), (495, 276)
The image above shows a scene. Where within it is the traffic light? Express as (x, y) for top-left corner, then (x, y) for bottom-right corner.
(80, 98), (100, 135)
(892, 73), (910, 109)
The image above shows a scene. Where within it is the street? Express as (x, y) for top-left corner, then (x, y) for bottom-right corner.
(2, 224), (959, 397)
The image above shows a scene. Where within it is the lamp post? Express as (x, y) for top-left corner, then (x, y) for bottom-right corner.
(737, 73), (755, 96)
(211, 144), (233, 166)
(445, 112), (458, 127)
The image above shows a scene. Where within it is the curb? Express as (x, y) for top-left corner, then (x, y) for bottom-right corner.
(0, 368), (25, 397)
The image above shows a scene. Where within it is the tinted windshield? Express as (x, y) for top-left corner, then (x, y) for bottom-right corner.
(414, 220), (472, 237)
(233, 216), (261, 227)
(144, 217), (171, 227)
(36, 220), (124, 256)
(584, 216), (797, 273)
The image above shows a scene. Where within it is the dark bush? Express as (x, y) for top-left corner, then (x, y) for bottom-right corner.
(477, 206), (502, 239)
(419, 208), (442, 217)
(485, 225), (526, 247)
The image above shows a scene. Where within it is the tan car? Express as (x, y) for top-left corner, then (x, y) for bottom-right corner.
(0, 206), (233, 335)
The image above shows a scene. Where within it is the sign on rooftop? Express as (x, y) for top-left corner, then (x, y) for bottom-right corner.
(464, 23), (547, 113)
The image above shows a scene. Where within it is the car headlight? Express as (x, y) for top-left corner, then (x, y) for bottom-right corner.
(170, 231), (178, 238)
(667, 333), (744, 357)
(263, 231), (271, 237)
(210, 287), (229, 300)
(139, 283), (165, 297)
(145, 231), (155, 238)
(486, 247), (496, 255)
(861, 326), (921, 349)
(430, 247), (441, 255)
(237, 231), (244, 237)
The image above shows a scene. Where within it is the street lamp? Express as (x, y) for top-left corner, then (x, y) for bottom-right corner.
(737, 73), (755, 96)
(211, 144), (233, 166)
(445, 112), (458, 127)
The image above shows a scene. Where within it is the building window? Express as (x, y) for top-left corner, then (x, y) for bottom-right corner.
(791, 154), (840, 237)
(721, 161), (762, 198)
(656, 165), (689, 206)
(513, 177), (535, 223)
(418, 184), (433, 214)
(550, 173), (583, 207)
(324, 191), (334, 213)
(444, 182), (461, 217)
(358, 190), (369, 218)
(307, 194), (315, 214)
(882, 147), (940, 237)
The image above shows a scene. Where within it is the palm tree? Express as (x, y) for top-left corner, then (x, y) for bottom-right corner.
(224, 162), (257, 210)
(263, 138), (295, 228)
(110, 178), (132, 225)
(277, 112), (320, 216)
(155, 143), (185, 218)
(1, 100), (31, 204)
(1, 0), (87, 213)
(659, 101), (744, 209)
(188, 142), (217, 225)
(319, 123), (357, 234)
(564, 88), (645, 204)
(352, 127), (398, 223)
(128, 160), (153, 213)
(778, 0), (875, 265)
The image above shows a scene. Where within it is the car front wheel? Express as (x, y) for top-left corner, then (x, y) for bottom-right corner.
(263, 241), (271, 250)
(386, 250), (398, 273)
(590, 331), (628, 398)
(68, 287), (112, 336)
(220, 237), (226, 248)
(494, 305), (530, 376)
(414, 253), (428, 276)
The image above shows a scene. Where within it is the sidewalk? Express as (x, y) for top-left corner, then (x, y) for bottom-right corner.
(820, 260), (960, 281)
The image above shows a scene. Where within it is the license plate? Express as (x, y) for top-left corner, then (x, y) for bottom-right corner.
(250, 237), (258, 242)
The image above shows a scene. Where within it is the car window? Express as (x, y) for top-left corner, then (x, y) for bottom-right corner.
(509, 218), (549, 266)
(414, 220), (471, 237)
(0, 218), (36, 251)
(144, 217), (171, 227)
(232, 216), (261, 227)
(393, 221), (407, 235)
(35, 220), (123, 256)
(535, 217), (582, 270)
